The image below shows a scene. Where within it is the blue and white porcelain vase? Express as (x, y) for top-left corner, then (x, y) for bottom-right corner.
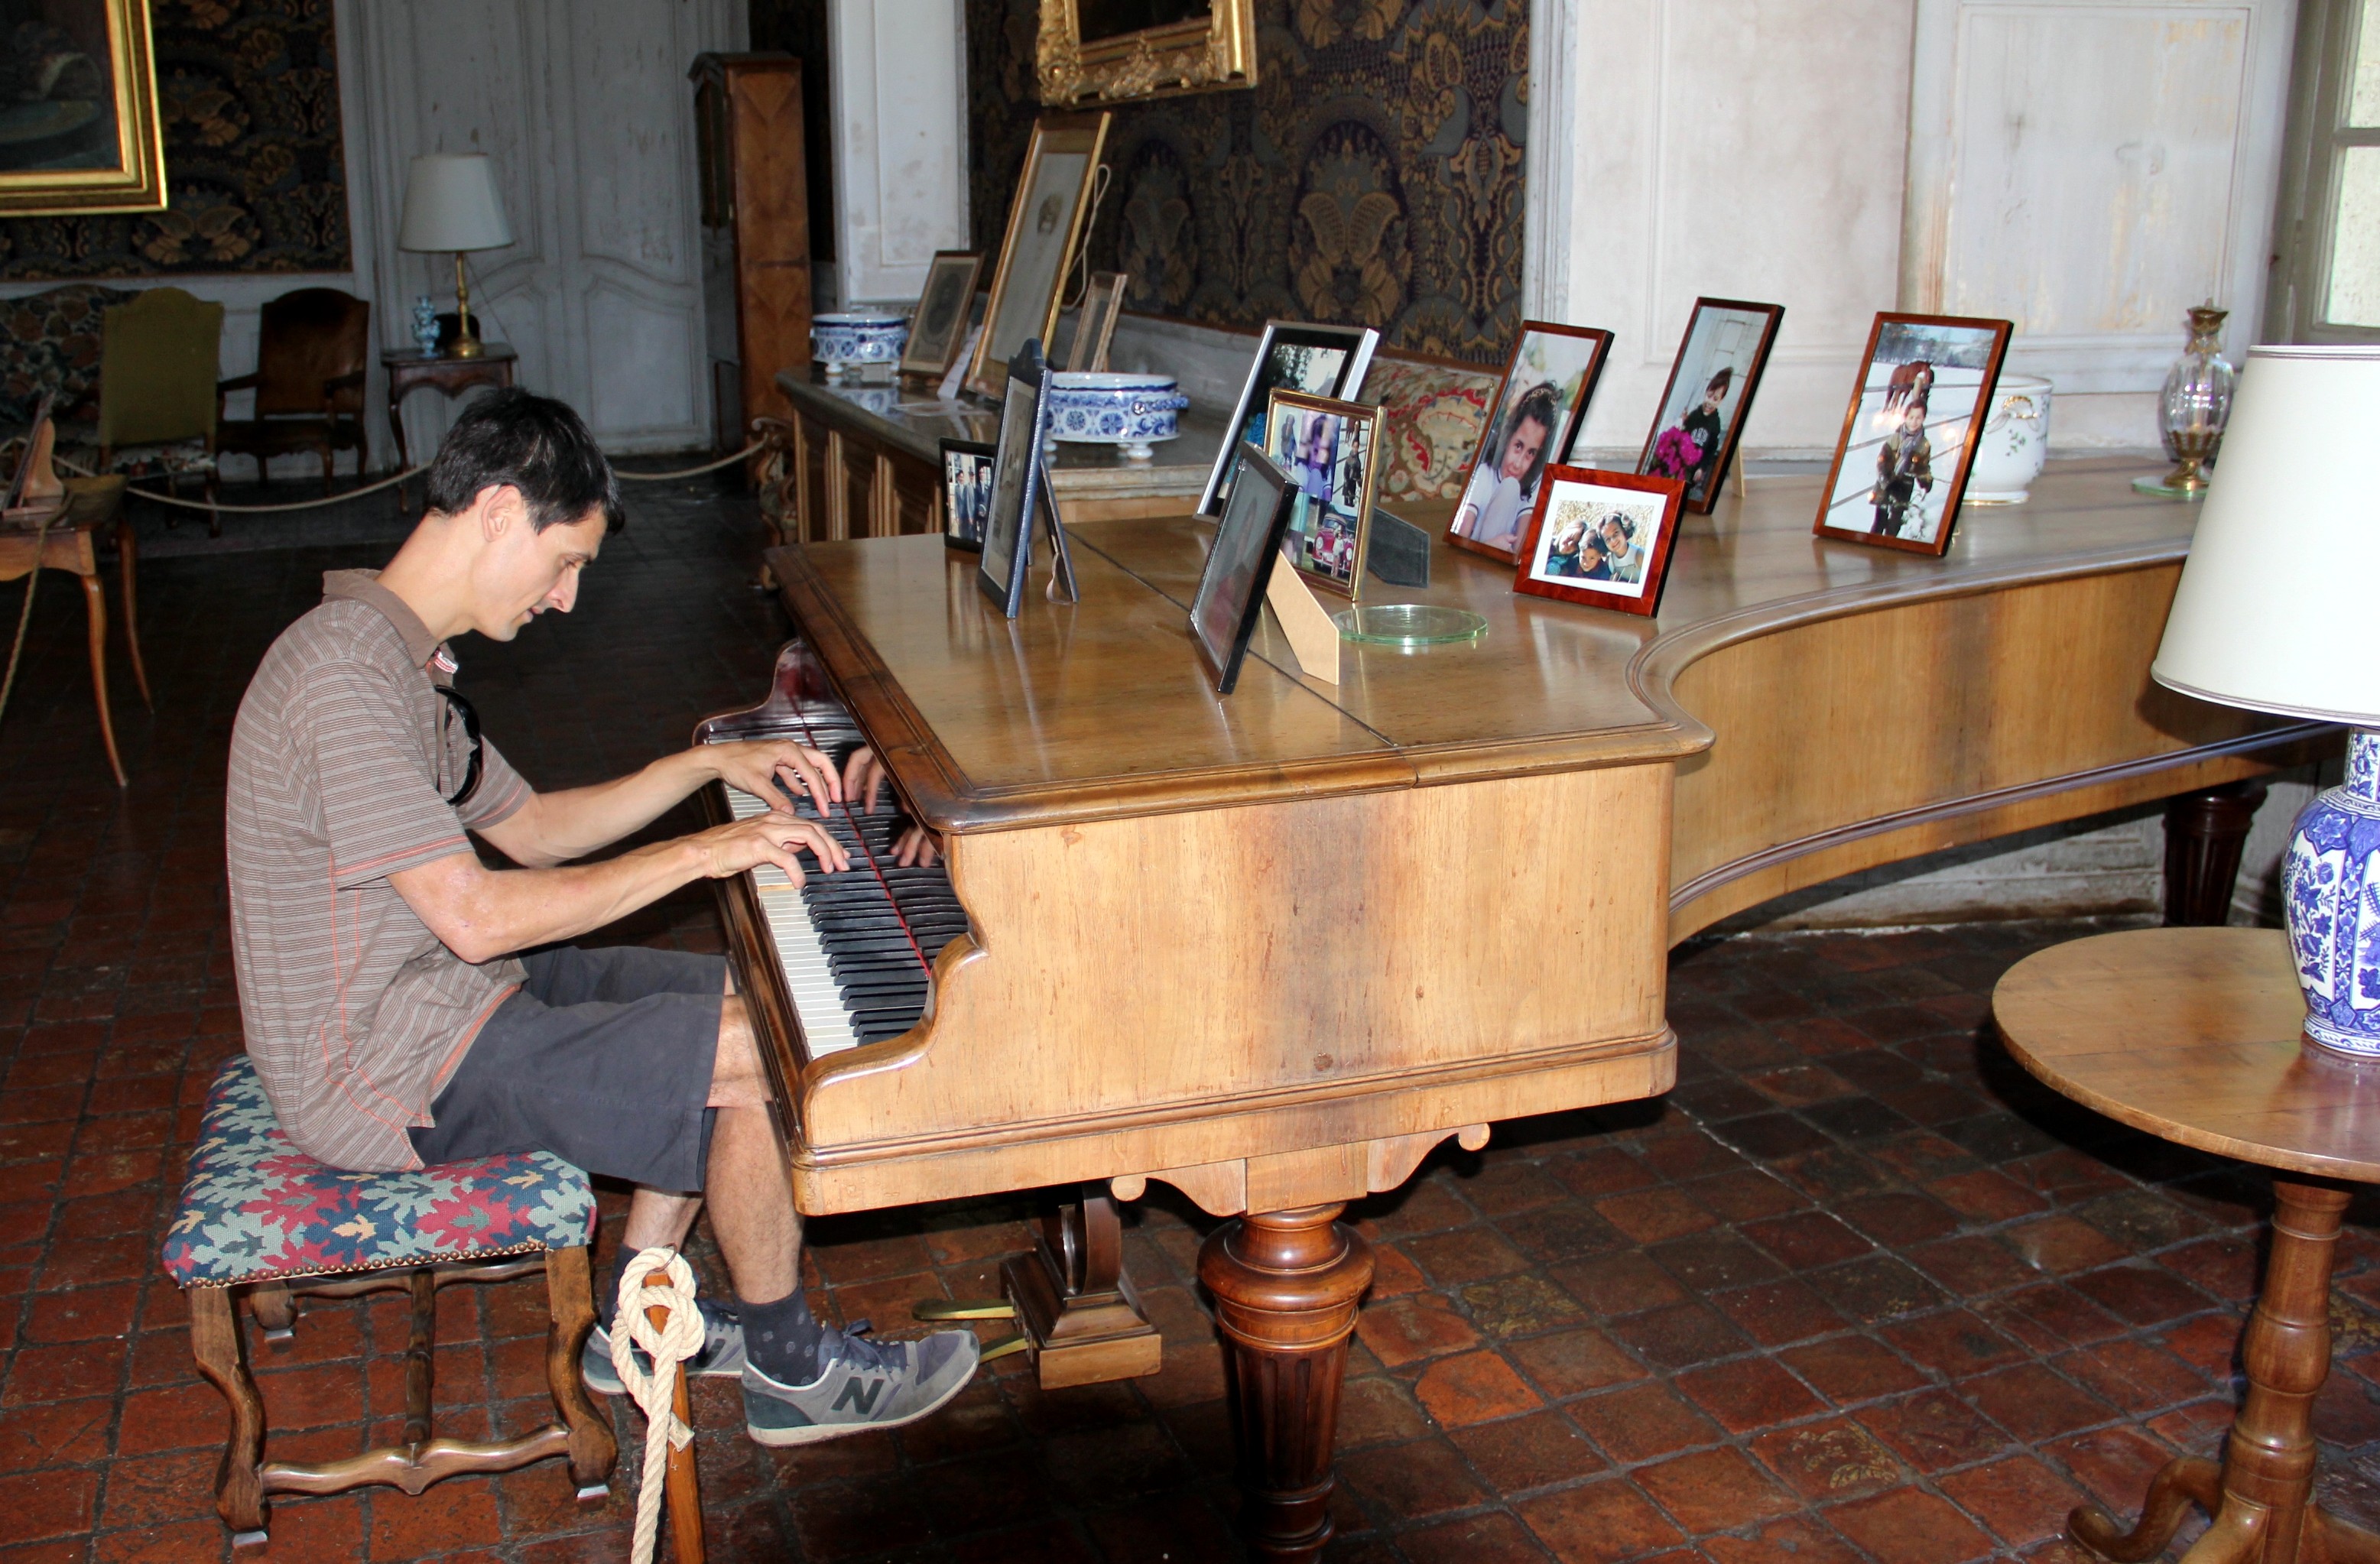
(2286, 728), (2380, 1056)
(412, 295), (441, 355)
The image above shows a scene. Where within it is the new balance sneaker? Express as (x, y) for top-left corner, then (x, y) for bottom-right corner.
(740, 1323), (979, 1446)
(580, 1299), (748, 1397)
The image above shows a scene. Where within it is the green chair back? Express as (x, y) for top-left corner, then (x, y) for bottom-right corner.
(96, 287), (226, 449)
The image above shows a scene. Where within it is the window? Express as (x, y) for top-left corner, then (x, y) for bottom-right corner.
(2271, 0), (2380, 340)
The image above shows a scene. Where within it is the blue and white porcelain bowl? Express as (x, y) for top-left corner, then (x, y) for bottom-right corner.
(1044, 372), (1189, 461)
(812, 312), (908, 375)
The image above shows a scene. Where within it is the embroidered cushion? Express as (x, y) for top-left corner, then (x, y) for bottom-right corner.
(163, 1057), (595, 1289)
(1359, 354), (1499, 505)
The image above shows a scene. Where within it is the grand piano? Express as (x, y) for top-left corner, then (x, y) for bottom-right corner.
(694, 456), (2326, 1561)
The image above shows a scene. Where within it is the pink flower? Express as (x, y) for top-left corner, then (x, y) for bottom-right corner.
(1651, 426), (1706, 478)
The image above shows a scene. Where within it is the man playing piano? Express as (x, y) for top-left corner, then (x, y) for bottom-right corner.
(224, 390), (978, 1446)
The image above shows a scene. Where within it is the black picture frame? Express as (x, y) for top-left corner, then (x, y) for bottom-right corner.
(940, 437), (996, 552)
(1198, 320), (1381, 517)
(1188, 445), (1297, 696)
(977, 340), (1053, 615)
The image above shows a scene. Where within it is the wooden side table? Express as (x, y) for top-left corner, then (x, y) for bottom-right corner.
(380, 346), (518, 514)
(0, 476), (147, 788)
(1995, 927), (2380, 1564)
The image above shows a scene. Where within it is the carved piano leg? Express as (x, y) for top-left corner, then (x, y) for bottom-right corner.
(1200, 1205), (1374, 1564)
(998, 1187), (1164, 1388)
(2163, 780), (2268, 926)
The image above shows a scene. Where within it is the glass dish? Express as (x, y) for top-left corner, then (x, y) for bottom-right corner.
(1332, 603), (1488, 646)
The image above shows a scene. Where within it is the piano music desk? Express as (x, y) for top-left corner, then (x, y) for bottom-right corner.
(714, 457), (2325, 1562)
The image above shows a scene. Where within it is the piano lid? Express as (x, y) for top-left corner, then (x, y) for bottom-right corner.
(769, 458), (2213, 835)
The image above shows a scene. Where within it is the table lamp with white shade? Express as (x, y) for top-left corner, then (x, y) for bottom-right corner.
(397, 153), (512, 360)
(2151, 344), (2380, 1056)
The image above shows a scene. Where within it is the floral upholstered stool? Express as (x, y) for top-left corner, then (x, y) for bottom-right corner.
(162, 1057), (617, 1544)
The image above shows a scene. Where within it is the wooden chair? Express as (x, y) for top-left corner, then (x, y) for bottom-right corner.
(216, 288), (371, 496)
(163, 1057), (616, 1544)
(93, 287), (223, 535)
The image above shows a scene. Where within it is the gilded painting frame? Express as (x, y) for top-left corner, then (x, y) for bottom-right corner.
(966, 112), (1112, 401)
(1037, 0), (1257, 106)
(0, 0), (167, 216)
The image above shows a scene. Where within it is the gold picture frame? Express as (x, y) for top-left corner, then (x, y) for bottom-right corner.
(1066, 270), (1129, 371)
(1037, 0), (1257, 106)
(966, 112), (1112, 401)
(0, 0), (167, 216)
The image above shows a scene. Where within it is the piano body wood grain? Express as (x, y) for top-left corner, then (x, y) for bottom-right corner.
(697, 458), (2332, 1562)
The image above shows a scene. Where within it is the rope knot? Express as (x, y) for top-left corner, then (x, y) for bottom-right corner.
(613, 1247), (704, 1564)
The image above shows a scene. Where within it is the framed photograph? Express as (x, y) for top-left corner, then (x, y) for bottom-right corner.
(1513, 468), (1687, 618)
(1637, 299), (1784, 514)
(1066, 270), (1130, 372)
(1037, 0), (1255, 106)
(1262, 391), (1380, 599)
(1813, 313), (2014, 556)
(1198, 320), (1380, 517)
(903, 251), (984, 378)
(1445, 322), (1613, 563)
(940, 438), (996, 552)
(977, 343), (1055, 616)
(0, 0), (166, 216)
(967, 113), (1112, 400)
(1188, 445), (1297, 695)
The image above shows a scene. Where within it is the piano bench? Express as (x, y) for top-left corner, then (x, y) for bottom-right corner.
(161, 1058), (618, 1544)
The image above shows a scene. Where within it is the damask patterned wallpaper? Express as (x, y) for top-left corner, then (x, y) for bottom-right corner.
(0, 0), (351, 281)
(966, 0), (1528, 363)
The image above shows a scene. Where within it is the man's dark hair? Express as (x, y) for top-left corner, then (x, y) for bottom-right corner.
(423, 388), (624, 532)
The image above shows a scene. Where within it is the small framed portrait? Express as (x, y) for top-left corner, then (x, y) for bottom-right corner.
(1814, 313), (2014, 556)
(1637, 299), (1784, 514)
(1188, 445), (1297, 695)
(903, 251), (983, 378)
(940, 437), (996, 551)
(978, 342), (1055, 615)
(1262, 391), (1381, 599)
(1446, 321), (1613, 564)
(1199, 320), (1380, 516)
(1066, 270), (1130, 371)
(0, 0), (166, 216)
(968, 113), (1112, 400)
(1512, 467), (1687, 618)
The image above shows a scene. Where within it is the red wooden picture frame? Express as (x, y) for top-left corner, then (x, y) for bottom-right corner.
(1635, 297), (1784, 515)
(1509, 466), (1687, 619)
(1443, 320), (1613, 565)
(1811, 311), (2013, 557)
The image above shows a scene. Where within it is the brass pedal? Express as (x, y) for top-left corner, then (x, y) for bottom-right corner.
(914, 1298), (1015, 1322)
(979, 1331), (1031, 1363)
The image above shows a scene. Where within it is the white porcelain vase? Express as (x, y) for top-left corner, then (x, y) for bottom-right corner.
(1966, 375), (2053, 504)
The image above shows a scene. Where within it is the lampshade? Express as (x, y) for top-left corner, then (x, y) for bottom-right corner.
(2151, 345), (2380, 725)
(396, 154), (513, 253)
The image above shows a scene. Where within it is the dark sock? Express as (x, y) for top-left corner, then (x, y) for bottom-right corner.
(741, 1290), (823, 1384)
(599, 1246), (634, 1329)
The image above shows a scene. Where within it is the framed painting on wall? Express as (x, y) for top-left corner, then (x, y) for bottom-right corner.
(966, 113), (1112, 400)
(1037, 0), (1257, 106)
(0, 0), (166, 216)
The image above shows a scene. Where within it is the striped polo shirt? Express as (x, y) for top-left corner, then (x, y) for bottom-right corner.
(225, 571), (531, 1172)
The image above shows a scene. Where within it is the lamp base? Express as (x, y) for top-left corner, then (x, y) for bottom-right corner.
(2130, 476), (2210, 501)
(450, 249), (485, 359)
(2286, 729), (2380, 1058)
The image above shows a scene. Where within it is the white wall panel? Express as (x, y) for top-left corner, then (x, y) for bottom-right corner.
(830, 0), (970, 306)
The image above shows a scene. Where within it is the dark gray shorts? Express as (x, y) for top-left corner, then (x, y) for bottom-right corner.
(411, 945), (729, 1193)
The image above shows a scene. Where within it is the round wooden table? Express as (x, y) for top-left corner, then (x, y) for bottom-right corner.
(1995, 926), (2380, 1564)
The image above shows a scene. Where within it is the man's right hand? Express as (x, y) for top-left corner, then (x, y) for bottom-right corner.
(693, 812), (850, 885)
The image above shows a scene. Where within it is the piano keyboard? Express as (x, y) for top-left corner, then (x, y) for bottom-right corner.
(715, 722), (965, 1060)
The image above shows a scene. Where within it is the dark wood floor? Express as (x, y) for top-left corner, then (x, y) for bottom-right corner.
(0, 479), (2369, 1562)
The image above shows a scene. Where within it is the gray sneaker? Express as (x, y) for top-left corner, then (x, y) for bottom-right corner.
(741, 1324), (979, 1446)
(581, 1300), (748, 1397)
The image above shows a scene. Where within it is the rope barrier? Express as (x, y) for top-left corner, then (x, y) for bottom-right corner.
(612, 1248), (704, 1564)
(612, 441), (765, 482)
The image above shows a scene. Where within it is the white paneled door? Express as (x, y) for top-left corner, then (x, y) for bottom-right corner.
(347, 0), (742, 456)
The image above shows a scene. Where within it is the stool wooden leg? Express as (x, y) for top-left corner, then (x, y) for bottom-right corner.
(113, 517), (148, 711)
(249, 1282), (294, 1340)
(77, 572), (125, 789)
(401, 1268), (437, 1459)
(543, 1247), (616, 1495)
(189, 1287), (268, 1543)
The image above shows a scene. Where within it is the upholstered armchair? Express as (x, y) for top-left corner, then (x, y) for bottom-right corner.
(215, 287), (371, 495)
(93, 287), (225, 534)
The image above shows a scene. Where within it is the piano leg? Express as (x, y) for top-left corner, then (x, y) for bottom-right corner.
(2163, 780), (2268, 926)
(998, 1187), (1164, 1387)
(1200, 1205), (1374, 1563)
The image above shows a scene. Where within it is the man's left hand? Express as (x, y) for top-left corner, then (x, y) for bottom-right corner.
(709, 740), (841, 811)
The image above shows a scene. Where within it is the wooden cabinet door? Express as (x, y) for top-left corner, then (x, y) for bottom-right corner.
(888, 451), (940, 537)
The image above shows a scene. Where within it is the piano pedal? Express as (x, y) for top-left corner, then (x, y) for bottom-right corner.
(979, 1331), (1031, 1363)
(914, 1298), (1015, 1322)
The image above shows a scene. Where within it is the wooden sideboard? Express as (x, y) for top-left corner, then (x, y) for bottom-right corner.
(768, 368), (1229, 543)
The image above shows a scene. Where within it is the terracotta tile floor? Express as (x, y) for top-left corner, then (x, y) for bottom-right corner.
(1, 480), (2373, 1562)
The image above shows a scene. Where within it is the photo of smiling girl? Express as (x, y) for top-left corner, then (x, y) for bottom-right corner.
(1446, 321), (1612, 563)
